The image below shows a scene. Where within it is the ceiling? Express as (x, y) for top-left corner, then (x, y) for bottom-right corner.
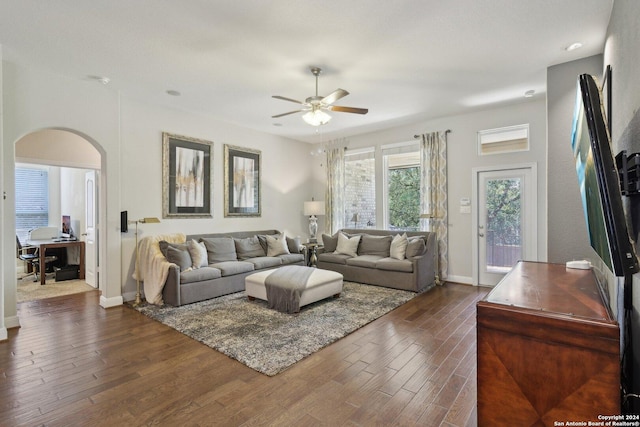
(0, 0), (613, 143)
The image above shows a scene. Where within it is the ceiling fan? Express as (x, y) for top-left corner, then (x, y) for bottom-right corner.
(272, 67), (368, 126)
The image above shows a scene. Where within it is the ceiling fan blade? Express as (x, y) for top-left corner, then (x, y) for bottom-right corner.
(328, 105), (369, 115)
(321, 89), (349, 105)
(272, 110), (303, 118)
(272, 95), (304, 104)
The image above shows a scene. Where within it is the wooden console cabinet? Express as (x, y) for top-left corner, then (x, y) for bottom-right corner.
(477, 261), (620, 425)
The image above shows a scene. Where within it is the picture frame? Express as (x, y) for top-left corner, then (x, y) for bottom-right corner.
(162, 132), (213, 218)
(224, 144), (261, 217)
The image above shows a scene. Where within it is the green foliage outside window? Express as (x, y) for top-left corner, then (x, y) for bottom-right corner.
(388, 166), (420, 230)
(486, 178), (521, 245)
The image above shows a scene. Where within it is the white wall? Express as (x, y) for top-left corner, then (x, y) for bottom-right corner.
(311, 98), (548, 284)
(16, 129), (100, 169)
(118, 97), (312, 299)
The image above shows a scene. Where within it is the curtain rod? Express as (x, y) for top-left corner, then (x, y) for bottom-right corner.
(414, 129), (451, 139)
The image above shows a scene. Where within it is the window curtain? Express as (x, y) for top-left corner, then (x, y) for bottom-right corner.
(325, 142), (346, 235)
(419, 131), (448, 284)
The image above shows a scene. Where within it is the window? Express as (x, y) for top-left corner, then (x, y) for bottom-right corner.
(383, 142), (421, 231)
(478, 124), (529, 155)
(344, 148), (375, 229)
(16, 166), (49, 243)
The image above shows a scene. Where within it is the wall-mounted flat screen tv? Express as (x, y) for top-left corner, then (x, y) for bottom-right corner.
(571, 73), (639, 276)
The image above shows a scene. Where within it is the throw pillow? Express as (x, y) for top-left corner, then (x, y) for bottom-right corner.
(286, 236), (302, 254)
(406, 236), (427, 258)
(234, 236), (266, 260)
(334, 232), (360, 257)
(390, 233), (409, 260)
(187, 239), (208, 269)
(266, 234), (290, 257)
(158, 240), (188, 258)
(359, 234), (392, 257)
(165, 245), (193, 272)
(201, 237), (238, 264)
(322, 233), (338, 252)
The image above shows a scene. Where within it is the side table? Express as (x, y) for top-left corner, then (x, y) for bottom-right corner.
(302, 242), (323, 267)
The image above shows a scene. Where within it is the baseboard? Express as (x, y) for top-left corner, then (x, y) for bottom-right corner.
(4, 315), (21, 329)
(100, 294), (124, 308)
(445, 275), (473, 285)
(121, 291), (138, 303)
(0, 327), (6, 341)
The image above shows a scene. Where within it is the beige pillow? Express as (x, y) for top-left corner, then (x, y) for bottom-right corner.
(266, 234), (290, 257)
(187, 239), (208, 269)
(390, 233), (408, 260)
(334, 233), (360, 257)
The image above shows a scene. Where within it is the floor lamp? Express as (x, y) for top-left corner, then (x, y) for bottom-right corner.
(420, 213), (442, 286)
(130, 217), (160, 306)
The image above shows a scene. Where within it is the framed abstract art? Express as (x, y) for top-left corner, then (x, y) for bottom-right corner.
(162, 132), (213, 218)
(224, 144), (261, 217)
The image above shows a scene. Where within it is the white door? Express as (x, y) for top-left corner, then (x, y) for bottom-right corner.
(85, 171), (97, 288)
(473, 165), (537, 286)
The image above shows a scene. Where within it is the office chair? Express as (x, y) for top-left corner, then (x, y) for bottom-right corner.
(16, 236), (58, 283)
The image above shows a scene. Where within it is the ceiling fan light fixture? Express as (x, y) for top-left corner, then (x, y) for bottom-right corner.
(302, 109), (331, 126)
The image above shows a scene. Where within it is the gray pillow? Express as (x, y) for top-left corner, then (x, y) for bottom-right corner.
(358, 234), (392, 257)
(322, 233), (338, 252)
(234, 236), (266, 260)
(406, 236), (427, 258)
(165, 245), (192, 272)
(158, 241), (188, 258)
(202, 237), (238, 263)
(286, 236), (302, 254)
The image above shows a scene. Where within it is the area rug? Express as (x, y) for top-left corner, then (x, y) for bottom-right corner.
(17, 277), (96, 303)
(134, 281), (416, 376)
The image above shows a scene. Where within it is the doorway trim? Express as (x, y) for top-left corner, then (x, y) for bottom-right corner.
(471, 162), (538, 286)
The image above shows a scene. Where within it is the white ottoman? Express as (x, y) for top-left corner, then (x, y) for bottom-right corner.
(245, 267), (343, 310)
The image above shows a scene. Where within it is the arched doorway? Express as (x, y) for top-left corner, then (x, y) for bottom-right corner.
(12, 128), (105, 307)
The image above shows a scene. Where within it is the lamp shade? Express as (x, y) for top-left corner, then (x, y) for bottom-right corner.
(304, 201), (325, 216)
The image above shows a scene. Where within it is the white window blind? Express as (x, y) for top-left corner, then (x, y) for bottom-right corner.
(478, 124), (529, 155)
(16, 167), (49, 243)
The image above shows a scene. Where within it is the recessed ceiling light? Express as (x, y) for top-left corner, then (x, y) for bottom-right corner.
(566, 42), (583, 51)
(87, 75), (110, 85)
(524, 90), (535, 98)
(273, 123), (283, 127)
(166, 90), (181, 96)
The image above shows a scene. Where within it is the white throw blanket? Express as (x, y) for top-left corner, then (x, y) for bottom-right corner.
(133, 233), (186, 305)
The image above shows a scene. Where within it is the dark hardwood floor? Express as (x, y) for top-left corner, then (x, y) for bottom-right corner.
(0, 282), (488, 426)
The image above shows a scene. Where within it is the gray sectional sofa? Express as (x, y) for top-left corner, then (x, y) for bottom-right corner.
(317, 228), (437, 292)
(161, 230), (304, 306)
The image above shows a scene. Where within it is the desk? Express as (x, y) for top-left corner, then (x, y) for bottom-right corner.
(26, 239), (85, 285)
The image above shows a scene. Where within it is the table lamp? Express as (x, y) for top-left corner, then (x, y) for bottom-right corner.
(303, 199), (325, 243)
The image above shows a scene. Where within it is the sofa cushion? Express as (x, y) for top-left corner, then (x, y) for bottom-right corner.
(187, 239), (208, 269)
(286, 236), (302, 254)
(158, 240), (188, 258)
(180, 267), (222, 284)
(390, 233), (409, 260)
(247, 256), (282, 269)
(202, 237), (238, 263)
(406, 236), (427, 258)
(322, 233), (338, 253)
(266, 234), (290, 257)
(358, 234), (392, 257)
(335, 233), (360, 257)
(346, 255), (384, 268)
(279, 253), (305, 264)
(234, 236), (266, 260)
(376, 257), (414, 273)
(164, 245), (193, 272)
(317, 252), (351, 265)
(209, 261), (255, 276)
